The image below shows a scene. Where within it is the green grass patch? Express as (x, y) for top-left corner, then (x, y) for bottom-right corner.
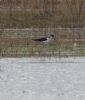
(0, 44), (85, 57)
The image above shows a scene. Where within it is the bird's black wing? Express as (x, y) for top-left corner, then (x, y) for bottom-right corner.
(33, 38), (47, 42)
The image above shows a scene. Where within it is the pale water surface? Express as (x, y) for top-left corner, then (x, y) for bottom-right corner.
(0, 57), (85, 100)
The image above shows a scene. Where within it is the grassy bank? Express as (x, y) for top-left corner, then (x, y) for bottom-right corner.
(0, 29), (85, 57)
(0, 44), (85, 57)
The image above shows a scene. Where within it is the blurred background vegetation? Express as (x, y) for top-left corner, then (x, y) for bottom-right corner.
(0, 0), (85, 28)
(0, 0), (85, 57)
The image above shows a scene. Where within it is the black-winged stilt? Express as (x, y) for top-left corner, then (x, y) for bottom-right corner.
(33, 35), (54, 44)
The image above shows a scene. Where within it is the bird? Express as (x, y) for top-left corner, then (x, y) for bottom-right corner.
(32, 35), (54, 44)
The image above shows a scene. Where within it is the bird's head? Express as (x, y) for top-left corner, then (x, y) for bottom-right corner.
(50, 34), (54, 38)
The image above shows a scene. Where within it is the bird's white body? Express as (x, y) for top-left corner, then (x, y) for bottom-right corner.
(43, 37), (53, 44)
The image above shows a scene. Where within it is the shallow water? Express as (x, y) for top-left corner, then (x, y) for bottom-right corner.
(0, 57), (85, 100)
